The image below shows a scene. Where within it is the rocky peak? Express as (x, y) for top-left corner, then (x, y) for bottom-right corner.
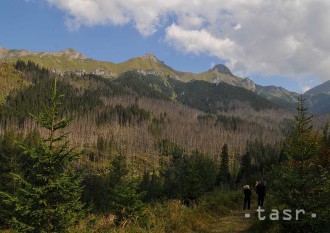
(60, 48), (86, 59)
(41, 48), (86, 60)
(211, 64), (233, 76)
(139, 53), (159, 62)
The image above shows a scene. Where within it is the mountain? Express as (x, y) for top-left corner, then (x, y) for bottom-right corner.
(0, 46), (307, 111)
(0, 47), (255, 90)
(180, 64), (256, 91)
(0, 47), (181, 79)
(303, 80), (330, 114)
(211, 64), (234, 76)
(0, 47), (86, 60)
(305, 80), (330, 96)
(255, 85), (298, 108)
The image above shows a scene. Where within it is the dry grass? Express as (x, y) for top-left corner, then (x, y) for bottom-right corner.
(69, 189), (264, 233)
(1, 189), (278, 233)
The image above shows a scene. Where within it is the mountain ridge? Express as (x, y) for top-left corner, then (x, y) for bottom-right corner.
(0, 47), (256, 90)
(0, 46), (319, 110)
(0, 47), (86, 60)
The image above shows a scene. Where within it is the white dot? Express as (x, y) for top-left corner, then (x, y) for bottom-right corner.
(311, 213), (317, 218)
(245, 213), (251, 218)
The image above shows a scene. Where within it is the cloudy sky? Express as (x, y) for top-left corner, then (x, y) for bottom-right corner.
(1, 0), (330, 92)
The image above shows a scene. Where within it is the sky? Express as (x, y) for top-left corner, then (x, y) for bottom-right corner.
(1, 0), (330, 92)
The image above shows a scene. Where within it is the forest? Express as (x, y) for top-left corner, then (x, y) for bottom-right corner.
(0, 61), (329, 233)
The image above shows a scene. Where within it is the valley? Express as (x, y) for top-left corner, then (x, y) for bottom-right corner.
(0, 48), (329, 233)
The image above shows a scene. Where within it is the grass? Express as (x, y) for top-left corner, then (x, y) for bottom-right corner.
(0, 188), (280, 233)
(3, 55), (180, 79)
(69, 189), (273, 233)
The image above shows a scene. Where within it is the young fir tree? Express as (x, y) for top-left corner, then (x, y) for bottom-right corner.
(319, 123), (330, 168)
(284, 95), (321, 163)
(107, 155), (145, 224)
(0, 79), (84, 233)
(270, 95), (329, 232)
(218, 144), (230, 185)
(139, 171), (162, 201)
(0, 132), (23, 228)
(181, 151), (218, 202)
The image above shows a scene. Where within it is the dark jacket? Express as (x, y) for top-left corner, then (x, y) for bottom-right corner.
(256, 183), (266, 197)
(244, 189), (252, 199)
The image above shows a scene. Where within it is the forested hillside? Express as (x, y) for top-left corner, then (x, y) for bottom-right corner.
(0, 63), (28, 104)
(0, 61), (291, 163)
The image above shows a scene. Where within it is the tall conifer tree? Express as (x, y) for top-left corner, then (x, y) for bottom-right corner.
(0, 79), (84, 233)
(218, 144), (230, 185)
(270, 95), (329, 232)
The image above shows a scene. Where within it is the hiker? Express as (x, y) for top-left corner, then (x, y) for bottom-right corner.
(243, 185), (252, 210)
(255, 180), (266, 207)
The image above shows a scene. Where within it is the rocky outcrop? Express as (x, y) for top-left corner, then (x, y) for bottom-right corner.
(241, 78), (256, 91)
(136, 53), (167, 65)
(211, 64), (234, 76)
(136, 69), (165, 77)
(92, 69), (117, 76)
(210, 64), (256, 91)
(44, 48), (86, 60)
(139, 53), (159, 62)
(213, 76), (255, 91)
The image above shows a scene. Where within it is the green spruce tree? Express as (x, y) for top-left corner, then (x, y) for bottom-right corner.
(108, 155), (145, 224)
(218, 144), (230, 185)
(270, 95), (329, 233)
(284, 95), (321, 163)
(0, 79), (84, 233)
(0, 131), (23, 228)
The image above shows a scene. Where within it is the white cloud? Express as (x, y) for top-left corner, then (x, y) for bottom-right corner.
(45, 0), (330, 83)
(165, 24), (238, 59)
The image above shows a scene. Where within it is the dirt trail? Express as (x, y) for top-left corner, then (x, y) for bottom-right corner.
(209, 210), (258, 233)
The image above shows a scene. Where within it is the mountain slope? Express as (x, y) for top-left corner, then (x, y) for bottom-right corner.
(115, 71), (276, 113)
(0, 61), (290, 158)
(304, 80), (330, 114)
(255, 84), (298, 108)
(0, 63), (28, 104)
(305, 80), (330, 96)
(170, 79), (274, 112)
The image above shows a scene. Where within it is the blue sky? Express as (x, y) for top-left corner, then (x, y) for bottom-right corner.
(1, 0), (328, 92)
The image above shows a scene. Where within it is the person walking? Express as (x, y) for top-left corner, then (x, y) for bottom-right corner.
(243, 185), (252, 210)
